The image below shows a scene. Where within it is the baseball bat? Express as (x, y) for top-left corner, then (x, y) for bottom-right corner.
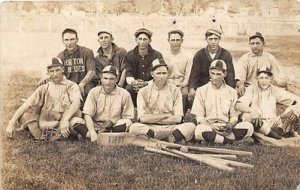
(98, 133), (253, 156)
(145, 147), (237, 160)
(162, 148), (234, 172)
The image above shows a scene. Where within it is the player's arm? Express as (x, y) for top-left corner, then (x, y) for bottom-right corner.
(79, 70), (96, 94)
(118, 69), (126, 87)
(161, 115), (182, 124)
(5, 102), (31, 138)
(139, 113), (171, 124)
(84, 114), (98, 142)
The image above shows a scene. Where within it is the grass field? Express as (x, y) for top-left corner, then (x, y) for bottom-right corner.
(2, 71), (300, 190)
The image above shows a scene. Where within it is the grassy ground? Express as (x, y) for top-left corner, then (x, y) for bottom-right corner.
(2, 72), (300, 190)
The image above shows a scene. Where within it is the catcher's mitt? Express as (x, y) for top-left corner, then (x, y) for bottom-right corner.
(279, 110), (299, 137)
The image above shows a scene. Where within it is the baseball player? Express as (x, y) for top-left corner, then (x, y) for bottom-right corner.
(5, 58), (84, 140)
(235, 32), (288, 97)
(163, 29), (193, 113)
(235, 67), (300, 139)
(191, 60), (254, 144)
(95, 30), (127, 87)
(57, 28), (96, 98)
(77, 65), (134, 142)
(129, 59), (195, 143)
(125, 28), (164, 107)
(188, 27), (235, 104)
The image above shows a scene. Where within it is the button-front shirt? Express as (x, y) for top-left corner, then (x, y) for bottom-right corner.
(235, 51), (285, 86)
(83, 86), (134, 124)
(191, 82), (238, 124)
(163, 48), (193, 87)
(125, 45), (163, 82)
(237, 84), (298, 119)
(137, 82), (183, 120)
(26, 77), (82, 114)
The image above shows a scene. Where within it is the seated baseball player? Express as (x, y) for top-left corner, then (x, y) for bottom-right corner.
(129, 59), (195, 143)
(191, 60), (254, 144)
(235, 67), (300, 139)
(5, 58), (84, 140)
(78, 65), (134, 142)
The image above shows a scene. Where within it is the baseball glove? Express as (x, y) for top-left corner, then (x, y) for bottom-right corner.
(279, 110), (299, 136)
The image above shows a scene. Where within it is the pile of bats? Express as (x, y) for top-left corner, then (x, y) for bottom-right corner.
(98, 133), (253, 172)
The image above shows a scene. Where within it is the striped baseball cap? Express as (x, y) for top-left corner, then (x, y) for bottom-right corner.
(102, 65), (119, 76)
(151, 58), (168, 71)
(47, 57), (63, 69)
(209, 60), (227, 72)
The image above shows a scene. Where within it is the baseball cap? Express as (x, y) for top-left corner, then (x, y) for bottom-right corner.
(206, 27), (222, 38)
(135, 28), (153, 38)
(209, 60), (227, 72)
(151, 59), (168, 71)
(47, 57), (63, 69)
(102, 65), (119, 76)
(256, 67), (273, 76)
(168, 29), (184, 37)
(249, 32), (264, 42)
(97, 30), (113, 37)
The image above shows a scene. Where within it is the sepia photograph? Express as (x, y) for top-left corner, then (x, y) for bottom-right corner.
(1, 0), (300, 189)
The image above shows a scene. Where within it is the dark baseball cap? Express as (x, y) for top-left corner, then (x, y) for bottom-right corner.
(47, 57), (63, 69)
(102, 65), (119, 76)
(249, 32), (264, 42)
(209, 60), (227, 72)
(135, 28), (152, 38)
(256, 67), (273, 76)
(151, 59), (168, 71)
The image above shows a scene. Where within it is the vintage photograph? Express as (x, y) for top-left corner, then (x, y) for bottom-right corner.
(1, 0), (300, 189)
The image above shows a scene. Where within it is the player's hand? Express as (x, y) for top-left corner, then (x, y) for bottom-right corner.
(90, 130), (98, 142)
(188, 88), (196, 102)
(237, 84), (245, 97)
(223, 123), (234, 134)
(79, 83), (85, 96)
(251, 118), (263, 129)
(59, 119), (70, 138)
(5, 122), (16, 139)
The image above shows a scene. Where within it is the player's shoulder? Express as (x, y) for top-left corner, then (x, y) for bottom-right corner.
(78, 45), (94, 54)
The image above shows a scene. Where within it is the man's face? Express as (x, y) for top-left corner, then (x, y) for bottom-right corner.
(98, 33), (113, 49)
(257, 73), (272, 90)
(249, 37), (264, 55)
(101, 73), (117, 93)
(209, 68), (226, 88)
(62, 32), (78, 52)
(168, 33), (183, 50)
(47, 66), (64, 84)
(151, 66), (168, 87)
(136, 33), (151, 50)
(206, 34), (220, 52)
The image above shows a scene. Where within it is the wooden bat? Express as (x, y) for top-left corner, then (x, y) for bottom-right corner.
(162, 147), (234, 172)
(145, 147), (237, 160)
(98, 133), (253, 156)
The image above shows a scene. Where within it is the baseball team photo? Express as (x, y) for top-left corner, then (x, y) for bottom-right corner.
(1, 1), (300, 189)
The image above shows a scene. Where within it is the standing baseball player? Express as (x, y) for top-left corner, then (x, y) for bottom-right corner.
(125, 28), (164, 107)
(163, 29), (193, 113)
(235, 32), (288, 97)
(95, 30), (127, 87)
(78, 66), (134, 142)
(5, 58), (84, 140)
(235, 67), (300, 139)
(57, 28), (96, 98)
(188, 27), (235, 103)
(191, 60), (253, 144)
(129, 59), (195, 143)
